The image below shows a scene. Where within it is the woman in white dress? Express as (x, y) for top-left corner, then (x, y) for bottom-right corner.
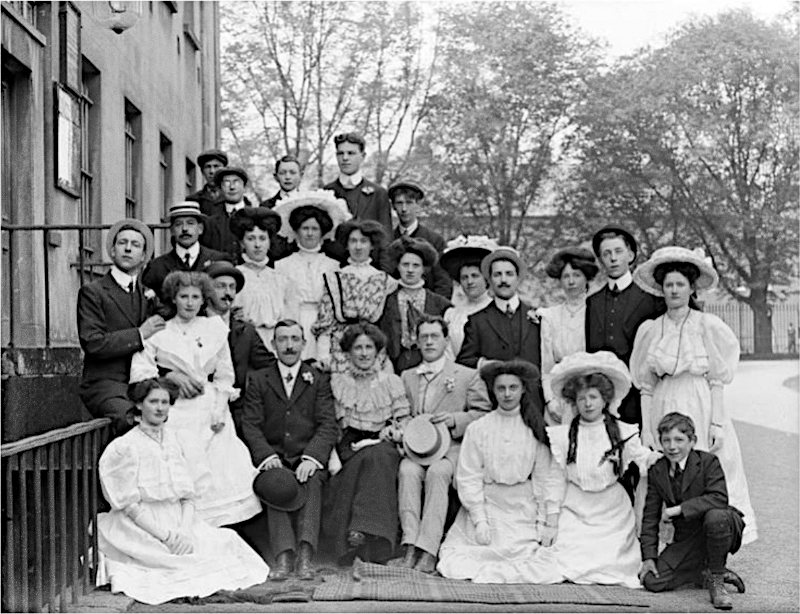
(130, 271), (263, 529)
(516, 351), (659, 588)
(273, 191), (350, 360)
(312, 219), (398, 373)
(96, 378), (268, 605)
(229, 207), (290, 346)
(539, 247), (599, 425)
(437, 360), (562, 583)
(440, 235), (498, 357)
(631, 246), (757, 544)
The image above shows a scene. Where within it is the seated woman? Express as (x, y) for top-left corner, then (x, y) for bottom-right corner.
(378, 237), (452, 373)
(440, 235), (497, 357)
(96, 378), (268, 605)
(538, 247), (599, 425)
(130, 271), (263, 530)
(437, 360), (562, 583)
(273, 191), (349, 360)
(230, 207), (289, 345)
(516, 351), (659, 588)
(323, 323), (410, 564)
(312, 219), (398, 373)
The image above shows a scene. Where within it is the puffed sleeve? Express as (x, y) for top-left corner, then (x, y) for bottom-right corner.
(620, 421), (660, 473)
(630, 319), (659, 394)
(531, 438), (564, 518)
(98, 439), (140, 511)
(701, 313), (740, 387)
(129, 337), (159, 383)
(539, 308), (557, 403)
(455, 421), (488, 525)
(387, 374), (411, 425)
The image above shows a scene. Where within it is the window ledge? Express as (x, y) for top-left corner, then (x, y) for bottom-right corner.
(183, 25), (200, 52)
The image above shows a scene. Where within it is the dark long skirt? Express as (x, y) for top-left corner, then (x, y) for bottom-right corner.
(323, 433), (400, 564)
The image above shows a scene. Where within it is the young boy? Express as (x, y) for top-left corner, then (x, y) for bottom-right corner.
(639, 413), (746, 610)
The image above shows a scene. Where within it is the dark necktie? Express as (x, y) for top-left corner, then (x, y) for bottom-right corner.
(506, 304), (515, 319)
(609, 283), (620, 297)
(670, 465), (683, 501)
(184, 253), (192, 269)
(128, 281), (137, 308)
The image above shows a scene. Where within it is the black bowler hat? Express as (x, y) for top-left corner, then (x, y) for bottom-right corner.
(591, 225), (638, 259)
(203, 260), (245, 293)
(253, 467), (306, 512)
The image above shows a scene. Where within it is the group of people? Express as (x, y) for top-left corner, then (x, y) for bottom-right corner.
(76, 133), (757, 609)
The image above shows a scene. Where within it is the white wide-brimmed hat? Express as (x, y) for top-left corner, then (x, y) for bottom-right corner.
(273, 190), (352, 242)
(439, 235), (501, 280)
(633, 246), (718, 297)
(402, 415), (451, 466)
(550, 351), (631, 417)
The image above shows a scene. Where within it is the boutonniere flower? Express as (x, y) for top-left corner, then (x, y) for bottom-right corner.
(361, 185), (374, 195)
(444, 377), (455, 393)
(144, 288), (156, 301)
(302, 371), (314, 385)
(202, 259), (212, 269)
(526, 309), (540, 324)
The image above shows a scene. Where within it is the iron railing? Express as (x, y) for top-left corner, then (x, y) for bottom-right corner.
(1, 223), (169, 347)
(1, 418), (112, 612)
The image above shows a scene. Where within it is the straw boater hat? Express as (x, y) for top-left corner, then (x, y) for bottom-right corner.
(273, 190), (352, 243)
(549, 351), (631, 416)
(165, 201), (207, 223)
(252, 467), (307, 512)
(633, 246), (718, 297)
(439, 235), (501, 280)
(106, 218), (155, 261)
(388, 236), (439, 269)
(480, 246), (524, 280)
(402, 415), (451, 466)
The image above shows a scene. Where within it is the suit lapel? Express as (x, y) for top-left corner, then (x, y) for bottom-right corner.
(426, 363), (454, 414)
(484, 303), (509, 340)
(102, 273), (139, 327)
(680, 450), (701, 498)
(265, 365), (289, 402)
(288, 365), (311, 405)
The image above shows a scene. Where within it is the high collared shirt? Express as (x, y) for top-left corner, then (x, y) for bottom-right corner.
(415, 355), (447, 413)
(670, 456), (688, 477)
(110, 265), (138, 293)
(608, 270), (633, 293)
(494, 295), (521, 315)
(175, 242), (200, 268)
(279, 188), (299, 200)
(225, 201), (246, 216)
(416, 355), (446, 377)
(338, 170), (363, 189)
(397, 219), (419, 237)
(277, 361), (302, 398)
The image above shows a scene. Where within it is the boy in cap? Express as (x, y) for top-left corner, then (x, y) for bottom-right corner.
(77, 219), (165, 435)
(141, 201), (231, 302)
(187, 149), (228, 217)
(389, 180), (452, 298)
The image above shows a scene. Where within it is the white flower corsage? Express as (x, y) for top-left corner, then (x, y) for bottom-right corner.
(361, 185), (374, 195)
(444, 377), (455, 393)
(302, 371), (314, 385)
(526, 309), (540, 324)
(144, 288), (156, 300)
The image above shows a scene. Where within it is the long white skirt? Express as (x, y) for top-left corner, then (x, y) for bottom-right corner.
(96, 500), (268, 605)
(437, 480), (541, 583)
(519, 481), (642, 588)
(649, 372), (757, 544)
(165, 389), (261, 527)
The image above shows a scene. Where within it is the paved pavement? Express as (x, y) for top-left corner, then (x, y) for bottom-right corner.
(71, 360), (800, 613)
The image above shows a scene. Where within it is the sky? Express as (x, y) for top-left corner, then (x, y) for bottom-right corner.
(558, 0), (793, 58)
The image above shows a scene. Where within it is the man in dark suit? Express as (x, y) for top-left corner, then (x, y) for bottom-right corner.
(456, 247), (545, 410)
(77, 219), (165, 435)
(639, 413), (745, 610)
(204, 261), (276, 433)
(241, 320), (339, 581)
(186, 149), (228, 216)
(141, 201), (231, 302)
(324, 132), (392, 234)
(389, 180), (452, 298)
(260, 155), (303, 209)
(585, 225), (665, 426)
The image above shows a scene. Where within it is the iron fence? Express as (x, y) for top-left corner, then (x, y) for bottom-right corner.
(705, 301), (800, 354)
(1, 418), (112, 612)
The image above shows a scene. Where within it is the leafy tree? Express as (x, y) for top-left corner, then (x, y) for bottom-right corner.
(569, 9), (798, 353)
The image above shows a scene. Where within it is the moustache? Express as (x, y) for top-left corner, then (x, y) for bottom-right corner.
(221, 294), (234, 302)
(497, 283), (511, 288)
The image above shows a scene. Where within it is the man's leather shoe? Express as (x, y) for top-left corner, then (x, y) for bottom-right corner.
(269, 550), (294, 581)
(399, 544), (417, 568)
(295, 542), (315, 581)
(723, 570), (745, 594)
(347, 530), (366, 548)
(709, 573), (733, 610)
(414, 551), (437, 574)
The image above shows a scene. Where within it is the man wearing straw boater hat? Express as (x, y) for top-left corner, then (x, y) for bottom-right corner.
(141, 201), (231, 303)
(77, 219), (164, 436)
(397, 314), (491, 573)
